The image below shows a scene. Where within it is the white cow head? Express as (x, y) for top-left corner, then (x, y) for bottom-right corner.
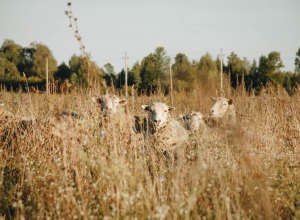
(209, 97), (234, 118)
(92, 94), (128, 116)
(178, 111), (206, 131)
(142, 102), (175, 129)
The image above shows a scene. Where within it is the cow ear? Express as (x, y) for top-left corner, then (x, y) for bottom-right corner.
(92, 97), (101, 104)
(119, 99), (128, 106)
(228, 99), (234, 105)
(168, 107), (175, 111)
(141, 105), (150, 111)
(210, 96), (216, 102)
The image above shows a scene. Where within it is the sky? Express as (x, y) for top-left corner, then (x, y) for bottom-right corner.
(1, 0), (299, 73)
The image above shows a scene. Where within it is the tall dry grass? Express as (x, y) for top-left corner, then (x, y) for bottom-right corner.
(0, 79), (300, 219)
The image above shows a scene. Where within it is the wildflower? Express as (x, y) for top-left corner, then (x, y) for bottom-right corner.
(100, 130), (105, 137)
(276, 154), (282, 160)
(22, 97), (29, 102)
(159, 176), (165, 182)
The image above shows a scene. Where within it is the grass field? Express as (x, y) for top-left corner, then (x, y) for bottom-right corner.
(0, 81), (300, 220)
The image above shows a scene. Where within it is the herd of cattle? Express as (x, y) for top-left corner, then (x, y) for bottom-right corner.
(0, 94), (237, 155)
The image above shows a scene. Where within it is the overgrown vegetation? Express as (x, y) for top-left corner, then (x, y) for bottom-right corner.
(1, 2), (300, 219)
(0, 78), (300, 219)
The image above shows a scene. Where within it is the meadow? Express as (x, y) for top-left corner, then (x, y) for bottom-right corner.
(0, 80), (300, 220)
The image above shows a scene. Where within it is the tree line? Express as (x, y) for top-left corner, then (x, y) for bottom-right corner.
(1, 39), (300, 95)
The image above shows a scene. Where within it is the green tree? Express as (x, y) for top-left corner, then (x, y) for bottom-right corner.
(1, 39), (22, 66)
(173, 53), (191, 81)
(172, 53), (196, 91)
(29, 42), (57, 80)
(18, 47), (34, 77)
(226, 52), (250, 88)
(290, 73), (300, 92)
(130, 62), (141, 87)
(295, 47), (300, 74)
(254, 52), (284, 92)
(54, 62), (71, 81)
(117, 64), (141, 89)
(0, 54), (20, 81)
(283, 71), (293, 94)
(140, 47), (170, 92)
(89, 61), (104, 85)
(0, 40), (22, 81)
(103, 63), (116, 87)
(69, 54), (89, 87)
(197, 52), (218, 84)
(246, 60), (258, 91)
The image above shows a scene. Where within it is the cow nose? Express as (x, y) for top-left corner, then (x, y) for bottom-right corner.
(154, 119), (161, 123)
(209, 110), (214, 114)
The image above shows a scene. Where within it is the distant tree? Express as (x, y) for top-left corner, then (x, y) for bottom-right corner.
(254, 51), (284, 92)
(0, 39), (22, 66)
(172, 53), (196, 91)
(154, 47), (171, 80)
(103, 63), (116, 87)
(29, 42), (57, 80)
(89, 61), (104, 85)
(226, 52), (250, 89)
(54, 62), (71, 81)
(283, 71), (293, 94)
(0, 40), (22, 80)
(197, 52), (218, 85)
(17, 47), (34, 77)
(295, 47), (300, 75)
(130, 62), (141, 87)
(173, 53), (192, 81)
(290, 72), (300, 93)
(246, 60), (258, 91)
(140, 47), (170, 92)
(140, 53), (157, 91)
(215, 55), (222, 72)
(69, 54), (89, 87)
(290, 48), (300, 93)
(0, 54), (20, 81)
(117, 69), (125, 89)
(117, 64), (141, 89)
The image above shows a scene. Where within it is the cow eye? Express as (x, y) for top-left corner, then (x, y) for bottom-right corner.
(164, 110), (168, 113)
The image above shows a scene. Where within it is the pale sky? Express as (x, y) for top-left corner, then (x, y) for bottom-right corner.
(1, 0), (299, 73)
